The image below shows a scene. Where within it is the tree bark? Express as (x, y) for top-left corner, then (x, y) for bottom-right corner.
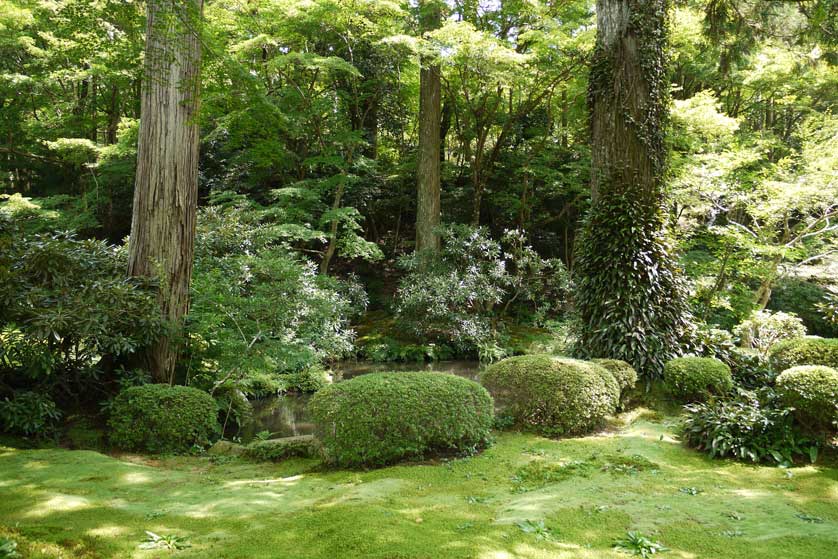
(574, 0), (688, 376)
(589, 0), (663, 205)
(415, 0), (442, 253)
(128, 0), (204, 384)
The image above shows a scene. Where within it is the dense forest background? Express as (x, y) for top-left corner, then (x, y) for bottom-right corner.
(1, 0), (836, 433)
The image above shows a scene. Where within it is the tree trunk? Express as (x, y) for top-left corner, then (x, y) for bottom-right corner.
(574, 0), (688, 376)
(128, 0), (204, 384)
(319, 181), (345, 275)
(415, 0), (442, 253)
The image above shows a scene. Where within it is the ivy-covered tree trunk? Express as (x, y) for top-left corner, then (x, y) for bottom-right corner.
(574, 0), (690, 376)
(128, 0), (204, 384)
(415, 0), (442, 253)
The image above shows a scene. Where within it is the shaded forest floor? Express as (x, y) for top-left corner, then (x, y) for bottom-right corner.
(2, 413), (837, 559)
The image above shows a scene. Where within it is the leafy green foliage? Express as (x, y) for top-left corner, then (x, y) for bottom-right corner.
(769, 280), (838, 338)
(309, 372), (493, 467)
(394, 225), (569, 359)
(613, 531), (669, 557)
(0, 223), (162, 409)
(481, 355), (618, 437)
(691, 327), (774, 388)
(108, 385), (220, 453)
(663, 357), (733, 402)
(0, 537), (19, 559)
(277, 368), (330, 394)
(574, 193), (693, 378)
(187, 202), (362, 403)
(681, 389), (820, 465)
(769, 337), (838, 372)
(775, 365), (838, 431)
(0, 391), (60, 437)
(732, 310), (806, 356)
(138, 531), (191, 551)
(515, 519), (555, 540)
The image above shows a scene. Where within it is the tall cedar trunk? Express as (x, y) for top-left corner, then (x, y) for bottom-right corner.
(589, 0), (660, 205)
(415, 0), (442, 253)
(574, 0), (689, 376)
(128, 0), (203, 384)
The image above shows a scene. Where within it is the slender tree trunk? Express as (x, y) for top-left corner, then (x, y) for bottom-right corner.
(320, 181), (345, 275)
(128, 0), (204, 384)
(106, 85), (120, 144)
(415, 0), (442, 253)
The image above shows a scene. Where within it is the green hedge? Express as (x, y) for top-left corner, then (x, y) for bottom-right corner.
(776, 365), (838, 431)
(591, 358), (638, 392)
(481, 355), (617, 437)
(309, 372), (493, 467)
(108, 384), (219, 453)
(663, 357), (733, 402)
(769, 337), (838, 372)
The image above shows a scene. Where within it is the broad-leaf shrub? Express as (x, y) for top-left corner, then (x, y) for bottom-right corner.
(776, 366), (838, 431)
(108, 384), (220, 453)
(768, 337), (838, 372)
(0, 220), (162, 406)
(733, 310), (805, 356)
(481, 355), (618, 437)
(393, 225), (568, 358)
(309, 372), (493, 467)
(681, 389), (818, 465)
(0, 391), (61, 436)
(663, 357), (733, 402)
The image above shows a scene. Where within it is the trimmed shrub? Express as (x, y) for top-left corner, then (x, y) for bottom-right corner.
(776, 366), (838, 431)
(768, 337), (838, 372)
(309, 372), (493, 467)
(663, 357), (733, 402)
(109, 384), (219, 453)
(481, 355), (617, 437)
(591, 366), (621, 406)
(591, 359), (638, 392)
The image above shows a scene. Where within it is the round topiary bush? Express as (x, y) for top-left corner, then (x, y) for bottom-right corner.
(309, 372), (493, 467)
(591, 358), (639, 392)
(481, 354), (618, 437)
(768, 337), (838, 372)
(776, 365), (838, 431)
(663, 357), (733, 402)
(109, 384), (219, 453)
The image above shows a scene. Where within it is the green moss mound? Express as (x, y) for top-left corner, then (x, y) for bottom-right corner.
(663, 357), (732, 402)
(309, 372), (494, 467)
(769, 337), (838, 372)
(108, 384), (219, 453)
(481, 354), (617, 437)
(591, 358), (639, 392)
(776, 365), (838, 431)
(246, 435), (317, 461)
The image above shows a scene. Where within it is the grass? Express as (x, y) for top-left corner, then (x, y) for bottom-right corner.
(1, 413), (837, 558)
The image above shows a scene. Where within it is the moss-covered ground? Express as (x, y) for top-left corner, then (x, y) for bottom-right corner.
(2, 413), (836, 558)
